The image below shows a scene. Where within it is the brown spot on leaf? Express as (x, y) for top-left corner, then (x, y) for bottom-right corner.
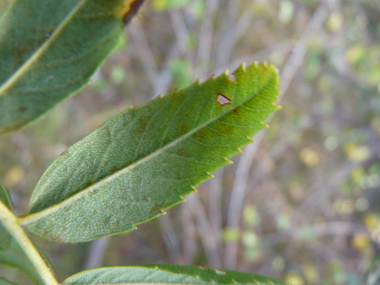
(232, 107), (243, 116)
(177, 149), (187, 157)
(18, 105), (27, 112)
(179, 123), (188, 135)
(136, 116), (150, 132)
(216, 122), (234, 135)
(193, 128), (208, 142)
(216, 93), (231, 106)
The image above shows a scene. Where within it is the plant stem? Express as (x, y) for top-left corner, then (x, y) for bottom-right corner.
(0, 200), (59, 285)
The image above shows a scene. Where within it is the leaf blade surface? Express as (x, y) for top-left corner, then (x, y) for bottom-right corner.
(0, 0), (144, 137)
(63, 264), (288, 285)
(22, 62), (279, 242)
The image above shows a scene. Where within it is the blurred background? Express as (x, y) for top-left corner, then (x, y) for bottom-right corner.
(1, 0), (380, 284)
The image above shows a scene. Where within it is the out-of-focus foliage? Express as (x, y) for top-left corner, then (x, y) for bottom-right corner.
(0, 0), (143, 137)
(1, 1), (379, 285)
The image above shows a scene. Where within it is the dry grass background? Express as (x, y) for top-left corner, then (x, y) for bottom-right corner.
(1, 0), (380, 284)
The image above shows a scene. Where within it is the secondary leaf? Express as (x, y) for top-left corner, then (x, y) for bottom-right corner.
(0, 0), (145, 137)
(63, 264), (288, 285)
(0, 182), (13, 251)
(0, 278), (19, 285)
(0, 239), (52, 285)
(21, 62), (279, 242)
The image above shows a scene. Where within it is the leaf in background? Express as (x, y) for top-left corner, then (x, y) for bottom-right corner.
(0, 278), (19, 285)
(0, 181), (13, 251)
(152, 0), (190, 11)
(0, 0), (145, 137)
(20, 62), (279, 242)
(63, 264), (289, 285)
(0, 239), (53, 285)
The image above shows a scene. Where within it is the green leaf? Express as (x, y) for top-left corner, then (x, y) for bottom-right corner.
(0, 182), (13, 251)
(21, 62), (279, 242)
(0, 278), (19, 285)
(0, 0), (145, 137)
(63, 264), (288, 284)
(0, 239), (51, 285)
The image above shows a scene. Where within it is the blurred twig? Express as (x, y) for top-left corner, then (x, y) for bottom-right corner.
(215, 0), (241, 70)
(159, 214), (181, 263)
(187, 193), (222, 268)
(169, 9), (196, 66)
(128, 18), (159, 90)
(83, 237), (110, 270)
(195, 0), (219, 78)
(214, 40), (295, 76)
(182, 203), (197, 264)
(151, 44), (180, 98)
(209, 168), (224, 248)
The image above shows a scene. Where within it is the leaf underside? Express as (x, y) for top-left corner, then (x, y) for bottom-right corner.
(0, 0), (144, 137)
(0, 182), (13, 251)
(0, 239), (53, 285)
(22, 62), (279, 243)
(0, 278), (19, 285)
(63, 264), (288, 285)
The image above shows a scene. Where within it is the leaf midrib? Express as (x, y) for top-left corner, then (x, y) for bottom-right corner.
(19, 71), (274, 225)
(0, 0), (89, 97)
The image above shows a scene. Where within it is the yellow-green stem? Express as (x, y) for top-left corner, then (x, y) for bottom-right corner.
(0, 200), (59, 285)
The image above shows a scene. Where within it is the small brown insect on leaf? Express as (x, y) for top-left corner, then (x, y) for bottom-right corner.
(216, 93), (231, 106)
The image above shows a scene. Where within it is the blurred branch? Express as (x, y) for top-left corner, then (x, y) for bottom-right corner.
(195, 0), (219, 78)
(83, 237), (110, 270)
(187, 193), (222, 269)
(214, 40), (294, 76)
(128, 19), (159, 90)
(279, 4), (330, 100)
(159, 214), (181, 263)
(169, 9), (196, 65)
(215, 0), (241, 70)
(151, 44), (180, 98)
(209, 168), (224, 248)
(216, 9), (252, 71)
(224, 3), (330, 270)
(181, 203), (197, 264)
